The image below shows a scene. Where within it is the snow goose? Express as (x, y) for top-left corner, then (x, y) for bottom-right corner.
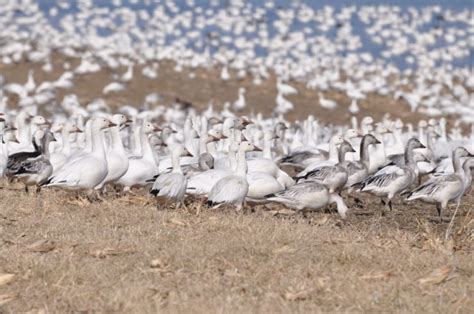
(296, 135), (345, 177)
(96, 114), (131, 189)
(232, 87), (246, 112)
(340, 134), (381, 191)
(150, 144), (193, 203)
(49, 122), (83, 172)
(299, 141), (355, 194)
(352, 138), (425, 211)
(265, 181), (349, 219)
(206, 141), (260, 210)
(405, 147), (474, 217)
(0, 127), (19, 176)
(116, 121), (161, 191)
(44, 118), (115, 193)
(6, 129), (55, 193)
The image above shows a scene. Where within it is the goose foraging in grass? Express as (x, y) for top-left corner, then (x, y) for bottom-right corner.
(265, 181), (349, 219)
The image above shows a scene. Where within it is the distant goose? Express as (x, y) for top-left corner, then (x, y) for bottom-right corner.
(265, 181), (349, 219)
(405, 147), (474, 217)
(352, 138), (425, 211)
(232, 87), (246, 111)
(318, 92), (337, 110)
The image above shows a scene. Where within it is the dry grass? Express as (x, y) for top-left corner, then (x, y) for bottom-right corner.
(0, 183), (472, 313)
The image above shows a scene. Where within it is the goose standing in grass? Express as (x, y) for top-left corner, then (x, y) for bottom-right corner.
(44, 118), (115, 195)
(96, 114), (131, 190)
(352, 138), (425, 211)
(265, 181), (349, 219)
(207, 141), (260, 210)
(298, 141), (355, 194)
(150, 144), (193, 203)
(49, 122), (83, 172)
(6, 129), (55, 193)
(116, 121), (161, 191)
(405, 147), (474, 217)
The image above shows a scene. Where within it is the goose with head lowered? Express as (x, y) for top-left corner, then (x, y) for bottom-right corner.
(43, 118), (116, 194)
(150, 144), (193, 203)
(405, 147), (474, 217)
(264, 181), (350, 219)
(352, 138), (426, 211)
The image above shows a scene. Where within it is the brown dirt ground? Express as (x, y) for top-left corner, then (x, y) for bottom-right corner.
(0, 52), (434, 126)
(0, 182), (473, 313)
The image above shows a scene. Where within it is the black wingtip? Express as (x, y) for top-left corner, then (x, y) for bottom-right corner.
(41, 177), (53, 186)
(150, 189), (159, 196)
(206, 200), (214, 207)
(264, 193), (276, 198)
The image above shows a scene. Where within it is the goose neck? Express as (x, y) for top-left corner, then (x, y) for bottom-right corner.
(235, 149), (248, 176)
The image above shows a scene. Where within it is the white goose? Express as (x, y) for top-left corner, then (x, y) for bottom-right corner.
(150, 144), (192, 203)
(116, 121), (161, 191)
(406, 147), (474, 217)
(44, 118), (115, 193)
(207, 141), (259, 210)
(96, 114), (131, 189)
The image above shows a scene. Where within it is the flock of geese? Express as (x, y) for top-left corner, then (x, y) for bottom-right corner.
(1, 106), (473, 219)
(0, 1), (472, 220)
(0, 1), (472, 122)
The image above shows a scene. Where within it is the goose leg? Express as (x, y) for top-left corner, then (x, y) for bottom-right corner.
(24, 184), (29, 194)
(436, 203), (442, 220)
(388, 200), (393, 211)
(36, 185), (41, 194)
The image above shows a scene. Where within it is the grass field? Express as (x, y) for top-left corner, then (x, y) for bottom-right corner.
(0, 183), (472, 313)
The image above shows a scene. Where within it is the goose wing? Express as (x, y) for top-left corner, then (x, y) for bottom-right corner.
(208, 175), (248, 204)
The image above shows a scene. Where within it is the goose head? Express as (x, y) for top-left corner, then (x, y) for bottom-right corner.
(140, 121), (161, 134)
(92, 117), (116, 131)
(362, 133), (381, 146)
(30, 115), (51, 128)
(406, 138), (426, 150)
(329, 135), (345, 146)
(239, 141), (262, 153)
(208, 129), (227, 141)
(345, 128), (362, 139)
(339, 140), (356, 154)
(111, 114), (128, 127)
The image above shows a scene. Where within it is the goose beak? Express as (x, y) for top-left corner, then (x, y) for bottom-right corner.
(220, 134), (228, 139)
(242, 119), (253, 126)
(153, 125), (162, 132)
(125, 117), (134, 124)
(419, 143), (426, 149)
(171, 128), (178, 134)
(374, 138), (381, 144)
(108, 121), (117, 127)
(73, 126), (83, 133)
(254, 146), (263, 152)
(0, 117), (5, 122)
(211, 135), (220, 142)
(184, 149), (193, 157)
